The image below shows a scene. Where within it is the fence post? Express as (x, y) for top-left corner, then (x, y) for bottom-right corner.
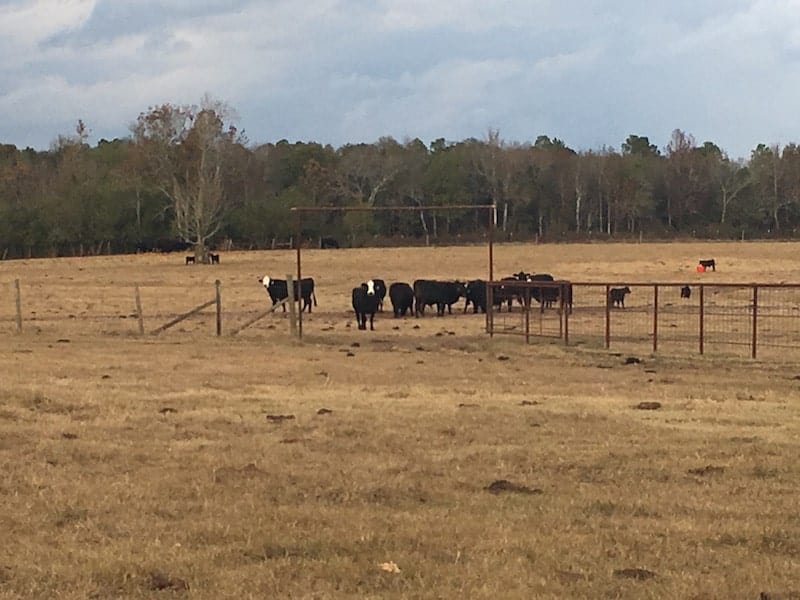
(653, 284), (659, 353)
(524, 288), (530, 344)
(605, 284), (611, 349)
(487, 283), (494, 337)
(752, 285), (758, 359)
(14, 278), (22, 334)
(134, 285), (145, 335)
(286, 274), (297, 338)
(215, 280), (222, 337)
(562, 283), (569, 346)
(699, 284), (705, 355)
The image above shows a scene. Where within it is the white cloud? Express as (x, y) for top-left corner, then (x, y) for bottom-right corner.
(1, 0), (800, 157)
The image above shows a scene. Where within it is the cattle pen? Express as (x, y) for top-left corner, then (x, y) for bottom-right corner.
(487, 280), (800, 361)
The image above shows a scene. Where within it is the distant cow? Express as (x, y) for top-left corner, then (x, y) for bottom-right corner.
(320, 236), (340, 249)
(371, 278), (387, 312)
(260, 275), (317, 313)
(699, 258), (716, 271)
(209, 253), (220, 264)
(389, 282), (414, 317)
(352, 280), (380, 330)
(413, 280), (466, 317)
(609, 286), (632, 308)
(185, 256), (195, 265)
(681, 285), (691, 299)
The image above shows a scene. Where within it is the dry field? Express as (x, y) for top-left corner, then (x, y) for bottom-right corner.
(1, 241), (799, 599)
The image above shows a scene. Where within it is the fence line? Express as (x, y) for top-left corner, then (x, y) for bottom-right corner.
(487, 280), (800, 361)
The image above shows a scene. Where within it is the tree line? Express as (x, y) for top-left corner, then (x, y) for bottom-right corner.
(1, 98), (799, 260)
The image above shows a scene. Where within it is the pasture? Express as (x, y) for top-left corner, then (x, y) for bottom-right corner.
(1, 241), (799, 599)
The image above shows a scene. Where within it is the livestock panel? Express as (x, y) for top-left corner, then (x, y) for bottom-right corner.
(495, 281), (800, 363)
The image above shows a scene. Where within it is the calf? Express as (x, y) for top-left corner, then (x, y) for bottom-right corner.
(352, 280), (380, 330)
(209, 253), (220, 264)
(320, 236), (340, 249)
(609, 286), (632, 308)
(413, 280), (466, 316)
(260, 275), (317, 313)
(699, 258), (716, 271)
(389, 282), (414, 317)
(185, 256), (195, 265)
(680, 285), (691, 299)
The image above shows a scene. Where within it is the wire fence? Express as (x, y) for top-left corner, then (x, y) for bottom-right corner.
(487, 281), (800, 362)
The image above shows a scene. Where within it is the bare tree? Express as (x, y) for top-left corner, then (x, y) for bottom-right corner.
(132, 97), (244, 262)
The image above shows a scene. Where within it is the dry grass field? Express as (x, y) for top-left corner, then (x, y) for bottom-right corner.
(1, 241), (799, 599)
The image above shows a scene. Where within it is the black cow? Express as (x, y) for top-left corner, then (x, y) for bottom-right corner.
(464, 279), (487, 314)
(609, 286), (632, 308)
(681, 285), (692, 299)
(389, 282), (414, 317)
(320, 236), (340, 249)
(492, 276), (526, 312)
(352, 280), (380, 330)
(209, 253), (220, 264)
(413, 280), (466, 316)
(699, 258), (716, 271)
(371, 278), (387, 312)
(185, 256), (195, 265)
(260, 275), (317, 313)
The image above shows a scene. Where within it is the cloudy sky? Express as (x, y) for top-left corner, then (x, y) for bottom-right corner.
(1, 0), (799, 159)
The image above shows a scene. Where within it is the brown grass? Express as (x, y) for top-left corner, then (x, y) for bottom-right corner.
(1, 241), (799, 599)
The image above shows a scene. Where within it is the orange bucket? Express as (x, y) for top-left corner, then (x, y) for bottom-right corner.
(696, 264), (706, 273)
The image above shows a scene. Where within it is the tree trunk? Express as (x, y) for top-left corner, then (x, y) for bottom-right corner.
(419, 210), (430, 246)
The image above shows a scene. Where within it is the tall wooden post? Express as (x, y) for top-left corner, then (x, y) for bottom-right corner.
(134, 285), (145, 335)
(653, 284), (659, 353)
(605, 284), (611, 349)
(287, 274), (297, 338)
(215, 280), (222, 337)
(14, 279), (22, 334)
(294, 210), (303, 339)
(752, 285), (758, 359)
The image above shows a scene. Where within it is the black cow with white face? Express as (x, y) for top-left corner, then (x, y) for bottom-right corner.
(260, 275), (317, 313)
(370, 278), (387, 312)
(389, 282), (414, 317)
(352, 280), (380, 330)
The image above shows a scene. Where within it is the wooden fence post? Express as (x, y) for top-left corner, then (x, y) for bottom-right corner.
(134, 285), (145, 335)
(605, 284), (611, 349)
(14, 278), (22, 333)
(752, 285), (758, 359)
(653, 284), (659, 353)
(215, 280), (222, 337)
(286, 274), (297, 338)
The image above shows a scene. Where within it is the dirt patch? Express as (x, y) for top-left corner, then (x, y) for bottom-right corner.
(484, 480), (543, 495)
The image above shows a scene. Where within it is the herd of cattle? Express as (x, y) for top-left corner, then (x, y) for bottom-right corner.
(258, 272), (691, 331)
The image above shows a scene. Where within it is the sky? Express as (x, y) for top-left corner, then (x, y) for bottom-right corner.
(1, 0), (800, 160)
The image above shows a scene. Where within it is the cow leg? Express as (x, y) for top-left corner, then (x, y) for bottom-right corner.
(369, 313), (375, 330)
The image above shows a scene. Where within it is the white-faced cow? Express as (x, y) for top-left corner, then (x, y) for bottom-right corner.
(260, 275), (317, 313)
(353, 280), (380, 330)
